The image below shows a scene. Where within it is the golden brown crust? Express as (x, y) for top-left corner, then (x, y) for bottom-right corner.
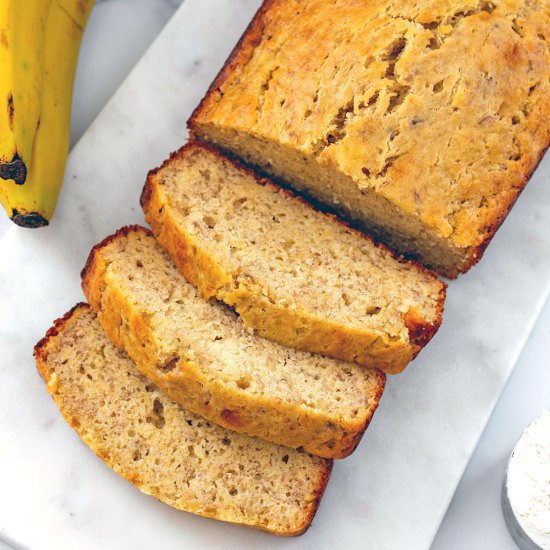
(404, 282), (447, 352)
(142, 142), (446, 374)
(293, 457), (333, 536)
(334, 369), (387, 455)
(80, 224), (153, 281)
(188, 0), (278, 132)
(80, 225), (153, 312)
(33, 302), (90, 374)
(81, 225), (384, 458)
(34, 304), (333, 536)
(458, 138), (550, 276)
(190, 0), (550, 278)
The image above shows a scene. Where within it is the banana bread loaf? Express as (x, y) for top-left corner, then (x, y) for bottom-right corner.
(34, 304), (331, 535)
(190, 0), (550, 277)
(142, 142), (446, 373)
(81, 226), (386, 458)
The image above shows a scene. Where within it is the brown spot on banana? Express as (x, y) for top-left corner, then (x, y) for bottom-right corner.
(0, 153), (27, 184)
(76, 0), (89, 17)
(0, 30), (8, 48)
(10, 209), (49, 228)
(7, 93), (14, 129)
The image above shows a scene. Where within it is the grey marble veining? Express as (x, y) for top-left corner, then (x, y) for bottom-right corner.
(0, 1), (549, 549)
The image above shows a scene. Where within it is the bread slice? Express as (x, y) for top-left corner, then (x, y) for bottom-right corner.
(141, 142), (446, 373)
(81, 226), (385, 458)
(189, 0), (550, 277)
(34, 304), (332, 536)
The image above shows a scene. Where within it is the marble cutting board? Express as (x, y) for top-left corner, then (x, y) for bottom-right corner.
(1, 1), (549, 549)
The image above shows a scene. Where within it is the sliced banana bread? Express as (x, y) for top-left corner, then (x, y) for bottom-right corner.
(34, 304), (331, 536)
(141, 142), (446, 373)
(189, 0), (550, 277)
(81, 226), (385, 458)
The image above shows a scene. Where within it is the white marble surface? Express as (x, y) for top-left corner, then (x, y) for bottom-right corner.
(70, 0), (185, 148)
(432, 296), (550, 550)
(0, 1), (549, 549)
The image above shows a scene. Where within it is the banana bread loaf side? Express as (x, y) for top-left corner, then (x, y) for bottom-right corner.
(190, 0), (550, 277)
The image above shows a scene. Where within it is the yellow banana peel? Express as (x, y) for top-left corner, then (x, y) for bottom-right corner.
(0, 0), (54, 182)
(0, 0), (94, 228)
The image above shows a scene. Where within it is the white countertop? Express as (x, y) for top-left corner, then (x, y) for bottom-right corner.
(1, 1), (548, 548)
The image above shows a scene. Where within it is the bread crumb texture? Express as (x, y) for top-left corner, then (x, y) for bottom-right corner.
(191, 0), (550, 276)
(143, 143), (445, 373)
(81, 226), (386, 457)
(34, 304), (332, 536)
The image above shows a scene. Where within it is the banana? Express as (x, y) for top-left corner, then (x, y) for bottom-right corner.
(0, 0), (54, 184)
(0, 0), (94, 228)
